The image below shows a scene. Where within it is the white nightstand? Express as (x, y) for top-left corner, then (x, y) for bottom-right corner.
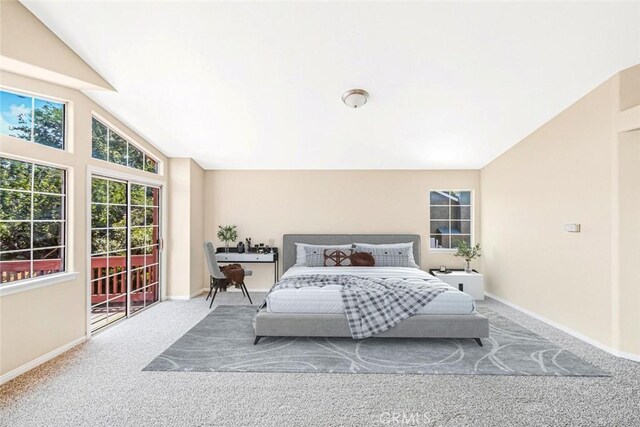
(429, 269), (485, 300)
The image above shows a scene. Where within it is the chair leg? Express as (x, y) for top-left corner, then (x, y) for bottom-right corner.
(209, 281), (220, 309)
(253, 336), (262, 345)
(240, 284), (246, 297)
(242, 282), (252, 304)
(206, 277), (214, 301)
(474, 338), (483, 347)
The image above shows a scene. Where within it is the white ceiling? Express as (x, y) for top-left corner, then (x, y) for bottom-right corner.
(22, 1), (640, 170)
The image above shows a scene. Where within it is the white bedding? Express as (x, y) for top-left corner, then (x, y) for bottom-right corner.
(266, 266), (475, 315)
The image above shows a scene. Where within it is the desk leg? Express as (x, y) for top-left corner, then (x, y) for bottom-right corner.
(274, 259), (278, 283)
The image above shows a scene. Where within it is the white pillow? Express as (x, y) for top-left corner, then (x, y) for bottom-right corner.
(294, 243), (352, 266)
(353, 242), (420, 268)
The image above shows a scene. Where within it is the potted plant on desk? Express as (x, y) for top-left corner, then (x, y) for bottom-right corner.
(454, 241), (481, 273)
(217, 225), (238, 253)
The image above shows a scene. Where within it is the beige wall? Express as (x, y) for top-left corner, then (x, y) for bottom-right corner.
(204, 170), (481, 290)
(166, 158), (205, 298)
(616, 130), (640, 355)
(0, 0), (112, 90)
(481, 65), (640, 356)
(0, 71), (168, 377)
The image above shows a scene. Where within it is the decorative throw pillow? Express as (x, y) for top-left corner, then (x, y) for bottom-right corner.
(350, 251), (375, 267)
(354, 245), (411, 267)
(323, 249), (353, 266)
(295, 243), (352, 266)
(354, 242), (420, 268)
(305, 246), (352, 267)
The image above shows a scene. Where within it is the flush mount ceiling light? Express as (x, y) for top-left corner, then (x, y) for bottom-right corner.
(342, 89), (369, 108)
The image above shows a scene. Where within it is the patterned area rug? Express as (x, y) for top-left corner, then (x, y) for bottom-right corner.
(143, 305), (608, 376)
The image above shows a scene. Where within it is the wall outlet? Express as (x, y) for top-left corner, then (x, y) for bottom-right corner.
(563, 224), (581, 233)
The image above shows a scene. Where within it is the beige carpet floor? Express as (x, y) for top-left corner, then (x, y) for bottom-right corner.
(1, 292), (639, 427)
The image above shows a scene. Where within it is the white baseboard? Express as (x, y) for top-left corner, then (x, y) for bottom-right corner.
(486, 292), (640, 363)
(0, 336), (86, 385)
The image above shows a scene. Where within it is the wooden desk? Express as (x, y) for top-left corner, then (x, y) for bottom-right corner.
(216, 249), (279, 283)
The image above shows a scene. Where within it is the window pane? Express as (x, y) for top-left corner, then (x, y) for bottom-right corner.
(0, 250), (31, 283)
(451, 206), (471, 220)
(457, 191), (471, 206)
(430, 191), (450, 206)
(91, 302), (108, 326)
(430, 234), (450, 249)
(108, 181), (127, 205)
(33, 222), (63, 248)
(107, 252), (127, 275)
(92, 119), (108, 161)
(144, 156), (157, 173)
(130, 227), (146, 249)
(91, 253), (108, 281)
(147, 186), (160, 206)
(92, 204), (107, 228)
(0, 91), (32, 142)
(131, 207), (145, 227)
(456, 221), (471, 234)
(33, 194), (63, 220)
(451, 235), (471, 248)
(130, 184), (145, 206)
(109, 133), (128, 166)
(145, 207), (155, 225)
(0, 190), (31, 220)
(430, 206), (449, 220)
(430, 220), (450, 234)
(33, 165), (64, 194)
(0, 221), (31, 251)
(0, 157), (32, 190)
(108, 229), (127, 252)
(91, 229), (108, 254)
(128, 144), (144, 170)
(108, 205), (127, 228)
(92, 178), (108, 203)
(144, 226), (157, 246)
(33, 99), (64, 149)
(32, 247), (64, 276)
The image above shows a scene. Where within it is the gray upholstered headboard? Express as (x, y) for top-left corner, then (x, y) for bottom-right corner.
(282, 234), (421, 272)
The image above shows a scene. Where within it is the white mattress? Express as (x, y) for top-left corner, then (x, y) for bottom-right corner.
(266, 266), (475, 315)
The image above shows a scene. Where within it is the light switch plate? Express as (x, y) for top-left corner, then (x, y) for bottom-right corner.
(563, 224), (581, 232)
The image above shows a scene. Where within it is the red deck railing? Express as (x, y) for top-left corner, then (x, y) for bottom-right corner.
(1, 254), (158, 305)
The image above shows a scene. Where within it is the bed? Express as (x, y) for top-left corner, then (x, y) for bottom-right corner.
(253, 234), (489, 345)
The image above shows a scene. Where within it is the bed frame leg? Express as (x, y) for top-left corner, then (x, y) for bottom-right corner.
(253, 336), (262, 345)
(474, 338), (483, 347)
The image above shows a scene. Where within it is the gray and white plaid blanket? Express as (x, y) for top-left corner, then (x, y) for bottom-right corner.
(260, 274), (450, 339)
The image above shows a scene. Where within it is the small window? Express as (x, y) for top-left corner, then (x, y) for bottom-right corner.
(0, 157), (67, 284)
(0, 89), (65, 150)
(91, 117), (159, 174)
(429, 190), (472, 249)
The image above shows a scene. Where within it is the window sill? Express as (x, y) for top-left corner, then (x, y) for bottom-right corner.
(0, 272), (79, 297)
(429, 248), (459, 253)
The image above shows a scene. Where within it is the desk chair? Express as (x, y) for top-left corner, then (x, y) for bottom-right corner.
(204, 241), (253, 308)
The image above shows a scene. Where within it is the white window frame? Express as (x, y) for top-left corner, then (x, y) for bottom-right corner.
(91, 113), (161, 175)
(0, 87), (68, 151)
(0, 154), (76, 296)
(429, 189), (474, 253)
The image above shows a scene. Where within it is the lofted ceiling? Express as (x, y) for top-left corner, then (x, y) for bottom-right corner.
(22, 1), (640, 170)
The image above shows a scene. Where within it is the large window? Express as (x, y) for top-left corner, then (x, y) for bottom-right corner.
(0, 89), (65, 150)
(429, 190), (472, 250)
(0, 157), (66, 283)
(91, 117), (158, 174)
